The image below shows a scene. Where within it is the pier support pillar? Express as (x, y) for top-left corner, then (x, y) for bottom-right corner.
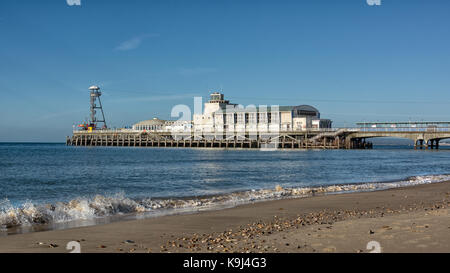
(345, 137), (351, 149)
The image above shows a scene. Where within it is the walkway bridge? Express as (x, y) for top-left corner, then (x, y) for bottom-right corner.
(338, 122), (450, 149)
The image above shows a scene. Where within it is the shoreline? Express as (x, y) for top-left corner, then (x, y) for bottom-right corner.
(2, 174), (449, 237)
(0, 180), (449, 253)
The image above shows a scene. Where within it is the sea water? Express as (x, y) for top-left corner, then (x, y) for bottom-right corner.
(1, 143), (449, 234)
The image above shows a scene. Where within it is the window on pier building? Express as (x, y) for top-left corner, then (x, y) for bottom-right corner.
(237, 113), (244, 124)
(248, 113), (257, 124)
(226, 114), (234, 124)
(270, 112), (279, 124)
(259, 112), (267, 123)
(214, 114), (224, 124)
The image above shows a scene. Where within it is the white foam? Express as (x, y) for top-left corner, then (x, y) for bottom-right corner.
(1, 174), (449, 230)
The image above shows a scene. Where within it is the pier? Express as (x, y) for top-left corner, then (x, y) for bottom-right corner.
(67, 121), (450, 150)
(67, 129), (368, 150)
(66, 86), (450, 150)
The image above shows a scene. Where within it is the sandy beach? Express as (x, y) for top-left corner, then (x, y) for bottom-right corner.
(0, 181), (449, 253)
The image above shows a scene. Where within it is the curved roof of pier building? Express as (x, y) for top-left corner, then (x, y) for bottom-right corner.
(292, 105), (320, 118)
(133, 117), (166, 126)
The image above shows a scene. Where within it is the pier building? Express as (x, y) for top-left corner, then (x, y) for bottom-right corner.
(132, 118), (191, 132)
(194, 92), (332, 132)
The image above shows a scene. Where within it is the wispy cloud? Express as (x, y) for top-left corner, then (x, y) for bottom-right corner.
(178, 67), (217, 76)
(115, 34), (159, 51)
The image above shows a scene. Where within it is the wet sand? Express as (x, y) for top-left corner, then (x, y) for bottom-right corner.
(0, 181), (449, 253)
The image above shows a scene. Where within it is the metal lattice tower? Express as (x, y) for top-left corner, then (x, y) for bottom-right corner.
(88, 85), (107, 129)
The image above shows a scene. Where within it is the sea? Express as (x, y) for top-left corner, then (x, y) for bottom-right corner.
(1, 142), (450, 235)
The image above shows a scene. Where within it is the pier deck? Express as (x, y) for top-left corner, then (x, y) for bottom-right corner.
(66, 129), (370, 149)
(67, 125), (450, 150)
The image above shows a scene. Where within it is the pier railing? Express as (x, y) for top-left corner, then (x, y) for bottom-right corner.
(73, 126), (450, 135)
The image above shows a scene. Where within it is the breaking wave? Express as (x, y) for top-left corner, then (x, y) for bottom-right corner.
(1, 174), (449, 231)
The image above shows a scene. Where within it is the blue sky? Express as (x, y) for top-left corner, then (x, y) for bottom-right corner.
(0, 0), (449, 142)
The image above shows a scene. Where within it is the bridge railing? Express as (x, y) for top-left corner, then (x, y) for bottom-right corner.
(354, 127), (450, 132)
